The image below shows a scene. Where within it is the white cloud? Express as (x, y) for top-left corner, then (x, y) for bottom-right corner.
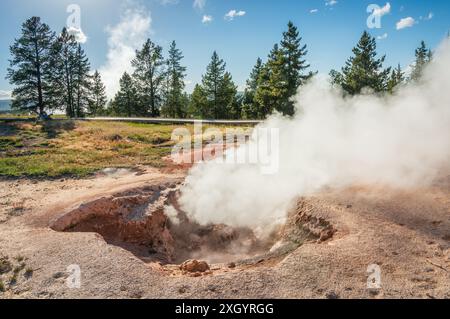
(310, 9), (319, 14)
(325, 0), (338, 6)
(373, 2), (391, 18)
(396, 17), (416, 30)
(225, 10), (246, 21)
(99, 5), (152, 99)
(0, 90), (12, 100)
(67, 26), (87, 44)
(193, 0), (206, 10)
(377, 33), (388, 40)
(202, 15), (213, 24)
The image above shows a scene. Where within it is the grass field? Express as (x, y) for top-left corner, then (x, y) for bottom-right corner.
(0, 120), (245, 178)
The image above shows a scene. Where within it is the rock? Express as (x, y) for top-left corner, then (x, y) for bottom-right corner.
(178, 285), (189, 294)
(227, 262), (236, 269)
(207, 284), (218, 292)
(326, 291), (340, 299)
(319, 228), (335, 242)
(180, 260), (210, 273)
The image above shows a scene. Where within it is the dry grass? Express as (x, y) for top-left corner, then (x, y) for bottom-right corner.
(0, 120), (247, 178)
(0, 255), (32, 294)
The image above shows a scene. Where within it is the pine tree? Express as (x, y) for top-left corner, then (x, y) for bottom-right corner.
(7, 17), (56, 117)
(132, 39), (165, 117)
(249, 22), (314, 118)
(280, 21), (313, 115)
(254, 44), (288, 117)
(72, 44), (91, 117)
(161, 41), (187, 118)
(242, 57), (263, 119)
(410, 41), (432, 82)
(253, 63), (273, 118)
(188, 84), (209, 118)
(48, 27), (78, 117)
(159, 70), (170, 117)
(219, 72), (239, 119)
(387, 64), (405, 93)
(229, 92), (243, 120)
(49, 29), (91, 118)
(50, 28), (77, 117)
(112, 72), (139, 117)
(330, 31), (391, 95)
(88, 71), (107, 116)
(198, 51), (238, 119)
(202, 51), (227, 119)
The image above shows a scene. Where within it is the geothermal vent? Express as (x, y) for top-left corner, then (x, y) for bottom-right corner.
(50, 182), (335, 268)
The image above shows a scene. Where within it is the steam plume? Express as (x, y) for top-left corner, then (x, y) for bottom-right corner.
(178, 39), (450, 234)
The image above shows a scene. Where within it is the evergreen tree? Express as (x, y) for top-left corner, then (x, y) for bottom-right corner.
(72, 44), (91, 117)
(159, 68), (170, 117)
(249, 22), (314, 118)
(200, 51), (238, 119)
(88, 70), (107, 116)
(49, 28), (78, 117)
(202, 51), (226, 119)
(253, 63), (273, 118)
(49, 29), (91, 118)
(112, 72), (139, 117)
(242, 57), (263, 119)
(280, 21), (313, 115)
(410, 41), (432, 82)
(132, 39), (165, 116)
(387, 64), (405, 93)
(229, 91), (244, 120)
(180, 92), (190, 118)
(330, 31), (391, 95)
(254, 44), (288, 117)
(219, 72), (239, 119)
(188, 84), (209, 118)
(7, 17), (56, 117)
(161, 41), (187, 118)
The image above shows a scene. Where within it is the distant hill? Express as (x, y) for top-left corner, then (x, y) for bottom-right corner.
(0, 100), (11, 112)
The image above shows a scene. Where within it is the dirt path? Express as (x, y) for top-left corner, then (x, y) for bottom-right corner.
(0, 168), (449, 299)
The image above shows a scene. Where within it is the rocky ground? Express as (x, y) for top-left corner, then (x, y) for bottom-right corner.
(0, 166), (449, 299)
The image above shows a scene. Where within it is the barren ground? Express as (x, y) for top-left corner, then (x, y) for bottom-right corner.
(0, 166), (449, 299)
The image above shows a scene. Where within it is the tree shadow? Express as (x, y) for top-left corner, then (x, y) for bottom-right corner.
(41, 120), (76, 139)
(0, 121), (21, 137)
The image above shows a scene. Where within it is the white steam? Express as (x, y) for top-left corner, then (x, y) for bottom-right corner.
(179, 39), (450, 234)
(99, 5), (152, 99)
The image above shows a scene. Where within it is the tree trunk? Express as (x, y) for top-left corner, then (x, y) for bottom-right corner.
(34, 37), (44, 117)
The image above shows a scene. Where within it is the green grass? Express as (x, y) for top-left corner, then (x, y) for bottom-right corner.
(0, 120), (238, 178)
(0, 113), (68, 120)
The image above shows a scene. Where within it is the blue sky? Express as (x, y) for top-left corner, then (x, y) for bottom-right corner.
(1, 0), (449, 99)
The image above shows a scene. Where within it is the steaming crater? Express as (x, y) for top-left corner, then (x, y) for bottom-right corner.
(178, 40), (450, 232)
(50, 182), (334, 268)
